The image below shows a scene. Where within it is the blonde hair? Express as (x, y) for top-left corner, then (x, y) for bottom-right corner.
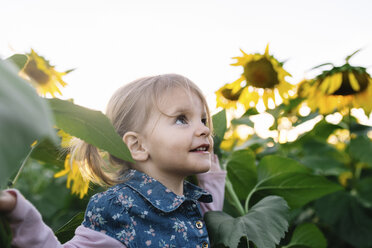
(71, 74), (213, 187)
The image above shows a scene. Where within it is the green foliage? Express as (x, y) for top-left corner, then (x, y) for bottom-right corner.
(0, 60), (57, 188)
(315, 191), (372, 247)
(253, 155), (342, 209)
(226, 149), (256, 201)
(349, 135), (372, 167)
(213, 109), (227, 156)
(47, 98), (133, 163)
(31, 138), (66, 168)
(5, 54), (28, 71)
(55, 212), (85, 243)
(205, 196), (289, 248)
(282, 223), (327, 248)
(0, 215), (12, 248)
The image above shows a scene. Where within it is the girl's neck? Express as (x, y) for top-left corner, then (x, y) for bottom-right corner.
(134, 165), (185, 196)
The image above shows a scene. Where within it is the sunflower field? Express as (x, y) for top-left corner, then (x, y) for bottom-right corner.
(1, 47), (372, 248)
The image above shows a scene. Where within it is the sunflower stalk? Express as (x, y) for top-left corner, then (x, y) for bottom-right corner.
(347, 107), (358, 190)
(8, 142), (37, 188)
(225, 178), (245, 216)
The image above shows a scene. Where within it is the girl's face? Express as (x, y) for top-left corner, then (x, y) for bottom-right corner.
(141, 87), (212, 180)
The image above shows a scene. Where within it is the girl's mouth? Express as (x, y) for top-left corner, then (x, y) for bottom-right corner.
(190, 144), (210, 152)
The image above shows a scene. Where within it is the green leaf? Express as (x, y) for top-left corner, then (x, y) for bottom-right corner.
(295, 120), (341, 145)
(205, 196), (289, 248)
(5, 54), (28, 71)
(349, 136), (372, 167)
(231, 116), (254, 127)
(47, 98), (133, 163)
(212, 109), (227, 155)
(0, 60), (57, 188)
(54, 212), (85, 243)
(31, 138), (66, 168)
(257, 155), (309, 181)
(300, 155), (348, 176)
(240, 135), (273, 152)
(283, 223), (327, 248)
(356, 177), (372, 208)
(0, 215), (12, 248)
(293, 112), (319, 127)
(243, 108), (259, 116)
(315, 191), (372, 247)
(253, 155), (342, 208)
(226, 149), (257, 201)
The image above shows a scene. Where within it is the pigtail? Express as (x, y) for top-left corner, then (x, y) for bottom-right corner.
(70, 139), (126, 187)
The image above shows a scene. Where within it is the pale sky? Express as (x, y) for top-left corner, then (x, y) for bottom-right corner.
(1, 0), (372, 114)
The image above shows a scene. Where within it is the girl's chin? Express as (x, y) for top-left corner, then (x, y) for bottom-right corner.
(196, 163), (211, 174)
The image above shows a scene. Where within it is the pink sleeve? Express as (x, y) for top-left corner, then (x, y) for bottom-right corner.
(5, 189), (126, 248)
(196, 170), (226, 214)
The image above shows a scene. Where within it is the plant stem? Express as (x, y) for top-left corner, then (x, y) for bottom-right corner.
(244, 185), (258, 213)
(8, 143), (36, 187)
(347, 107), (358, 188)
(225, 179), (245, 216)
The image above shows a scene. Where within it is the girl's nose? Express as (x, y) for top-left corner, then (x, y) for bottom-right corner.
(196, 122), (210, 137)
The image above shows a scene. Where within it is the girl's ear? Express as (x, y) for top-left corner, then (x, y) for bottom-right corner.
(123, 132), (149, 162)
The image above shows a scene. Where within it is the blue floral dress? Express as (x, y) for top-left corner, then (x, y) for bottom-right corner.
(82, 170), (212, 248)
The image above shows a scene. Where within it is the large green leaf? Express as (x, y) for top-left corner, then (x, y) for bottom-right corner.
(349, 135), (372, 167)
(315, 191), (372, 247)
(282, 223), (327, 248)
(205, 196), (289, 248)
(212, 109), (227, 155)
(0, 60), (57, 188)
(300, 155), (347, 176)
(356, 177), (372, 208)
(31, 138), (66, 168)
(295, 119), (341, 145)
(47, 98), (133, 163)
(253, 155), (342, 209)
(55, 212), (85, 243)
(226, 149), (257, 201)
(5, 54), (28, 71)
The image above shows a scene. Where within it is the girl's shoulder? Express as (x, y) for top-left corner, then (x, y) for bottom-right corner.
(87, 182), (136, 208)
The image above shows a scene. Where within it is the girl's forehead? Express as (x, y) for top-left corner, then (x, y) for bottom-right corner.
(155, 87), (206, 114)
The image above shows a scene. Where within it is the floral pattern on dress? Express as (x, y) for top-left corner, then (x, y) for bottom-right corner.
(83, 169), (212, 248)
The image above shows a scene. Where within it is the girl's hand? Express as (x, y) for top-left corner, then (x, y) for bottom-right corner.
(0, 191), (17, 213)
(210, 154), (222, 172)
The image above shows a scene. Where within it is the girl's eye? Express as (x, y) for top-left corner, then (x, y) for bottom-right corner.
(175, 115), (188, 125)
(201, 118), (207, 126)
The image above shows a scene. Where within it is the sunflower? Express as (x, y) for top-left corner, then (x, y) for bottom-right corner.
(55, 129), (89, 198)
(216, 44), (293, 110)
(303, 50), (372, 115)
(54, 154), (90, 199)
(21, 49), (72, 97)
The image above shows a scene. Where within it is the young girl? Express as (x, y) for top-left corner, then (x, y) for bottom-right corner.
(0, 74), (226, 248)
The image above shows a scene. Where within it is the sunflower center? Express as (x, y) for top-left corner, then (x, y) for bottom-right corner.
(23, 60), (50, 85)
(332, 70), (369, 96)
(243, 58), (279, 89)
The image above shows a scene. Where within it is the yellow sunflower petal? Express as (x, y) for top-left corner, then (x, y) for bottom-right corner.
(327, 73), (343, 94)
(231, 76), (245, 94)
(262, 91), (270, 109)
(239, 87), (259, 109)
(320, 77), (332, 93)
(264, 43), (270, 55)
(348, 72), (360, 91)
(54, 169), (69, 178)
